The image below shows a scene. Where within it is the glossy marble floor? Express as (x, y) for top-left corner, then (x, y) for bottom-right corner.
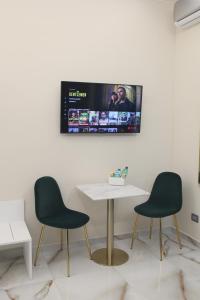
(0, 228), (200, 300)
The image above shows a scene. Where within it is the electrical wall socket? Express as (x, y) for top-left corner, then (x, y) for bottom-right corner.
(191, 213), (199, 223)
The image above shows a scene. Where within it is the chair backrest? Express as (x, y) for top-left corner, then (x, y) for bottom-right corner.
(149, 172), (182, 211)
(0, 200), (24, 222)
(34, 176), (66, 221)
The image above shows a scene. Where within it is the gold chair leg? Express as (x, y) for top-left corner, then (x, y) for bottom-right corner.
(130, 214), (139, 249)
(173, 214), (182, 249)
(149, 218), (153, 239)
(83, 225), (92, 259)
(159, 218), (163, 261)
(60, 229), (63, 251)
(66, 229), (70, 277)
(34, 225), (45, 266)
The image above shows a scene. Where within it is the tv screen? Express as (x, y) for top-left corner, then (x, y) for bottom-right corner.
(60, 81), (143, 134)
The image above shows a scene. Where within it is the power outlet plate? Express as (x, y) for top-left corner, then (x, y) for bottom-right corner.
(191, 213), (199, 223)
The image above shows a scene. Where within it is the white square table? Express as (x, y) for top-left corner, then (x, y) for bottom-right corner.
(77, 183), (149, 266)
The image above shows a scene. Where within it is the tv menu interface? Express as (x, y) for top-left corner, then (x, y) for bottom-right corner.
(61, 81), (143, 134)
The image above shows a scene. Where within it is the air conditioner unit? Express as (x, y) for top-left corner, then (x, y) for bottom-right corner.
(174, 0), (200, 28)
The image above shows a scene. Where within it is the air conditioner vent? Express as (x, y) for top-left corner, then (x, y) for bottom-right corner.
(174, 0), (200, 28)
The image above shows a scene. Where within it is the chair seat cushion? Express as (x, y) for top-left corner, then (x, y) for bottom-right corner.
(134, 202), (179, 218)
(40, 208), (89, 229)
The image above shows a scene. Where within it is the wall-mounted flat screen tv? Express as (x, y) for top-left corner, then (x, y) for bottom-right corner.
(60, 81), (143, 134)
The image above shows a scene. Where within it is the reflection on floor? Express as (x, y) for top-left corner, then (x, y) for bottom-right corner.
(0, 229), (200, 300)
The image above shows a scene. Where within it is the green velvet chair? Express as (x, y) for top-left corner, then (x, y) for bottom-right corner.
(34, 176), (91, 277)
(130, 172), (182, 260)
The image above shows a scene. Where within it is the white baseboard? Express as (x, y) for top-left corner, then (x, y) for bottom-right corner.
(2, 225), (199, 257)
(32, 225), (172, 252)
(169, 225), (200, 247)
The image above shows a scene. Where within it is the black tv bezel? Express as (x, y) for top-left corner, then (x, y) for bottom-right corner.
(60, 80), (143, 134)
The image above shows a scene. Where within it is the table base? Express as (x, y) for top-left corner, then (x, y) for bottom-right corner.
(91, 248), (129, 266)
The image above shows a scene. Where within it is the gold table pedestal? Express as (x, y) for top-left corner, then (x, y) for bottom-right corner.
(92, 199), (129, 266)
(92, 248), (129, 266)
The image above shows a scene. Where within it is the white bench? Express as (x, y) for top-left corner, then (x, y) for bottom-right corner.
(0, 200), (32, 278)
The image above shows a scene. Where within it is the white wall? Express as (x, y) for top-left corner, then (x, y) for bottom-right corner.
(0, 0), (175, 245)
(173, 24), (200, 242)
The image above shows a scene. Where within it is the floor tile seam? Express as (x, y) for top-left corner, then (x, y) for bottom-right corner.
(3, 280), (63, 300)
(0, 276), (55, 293)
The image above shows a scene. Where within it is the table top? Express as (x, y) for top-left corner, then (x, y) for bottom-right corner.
(77, 183), (149, 201)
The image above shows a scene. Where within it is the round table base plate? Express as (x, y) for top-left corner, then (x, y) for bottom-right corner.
(91, 248), (129, 266)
